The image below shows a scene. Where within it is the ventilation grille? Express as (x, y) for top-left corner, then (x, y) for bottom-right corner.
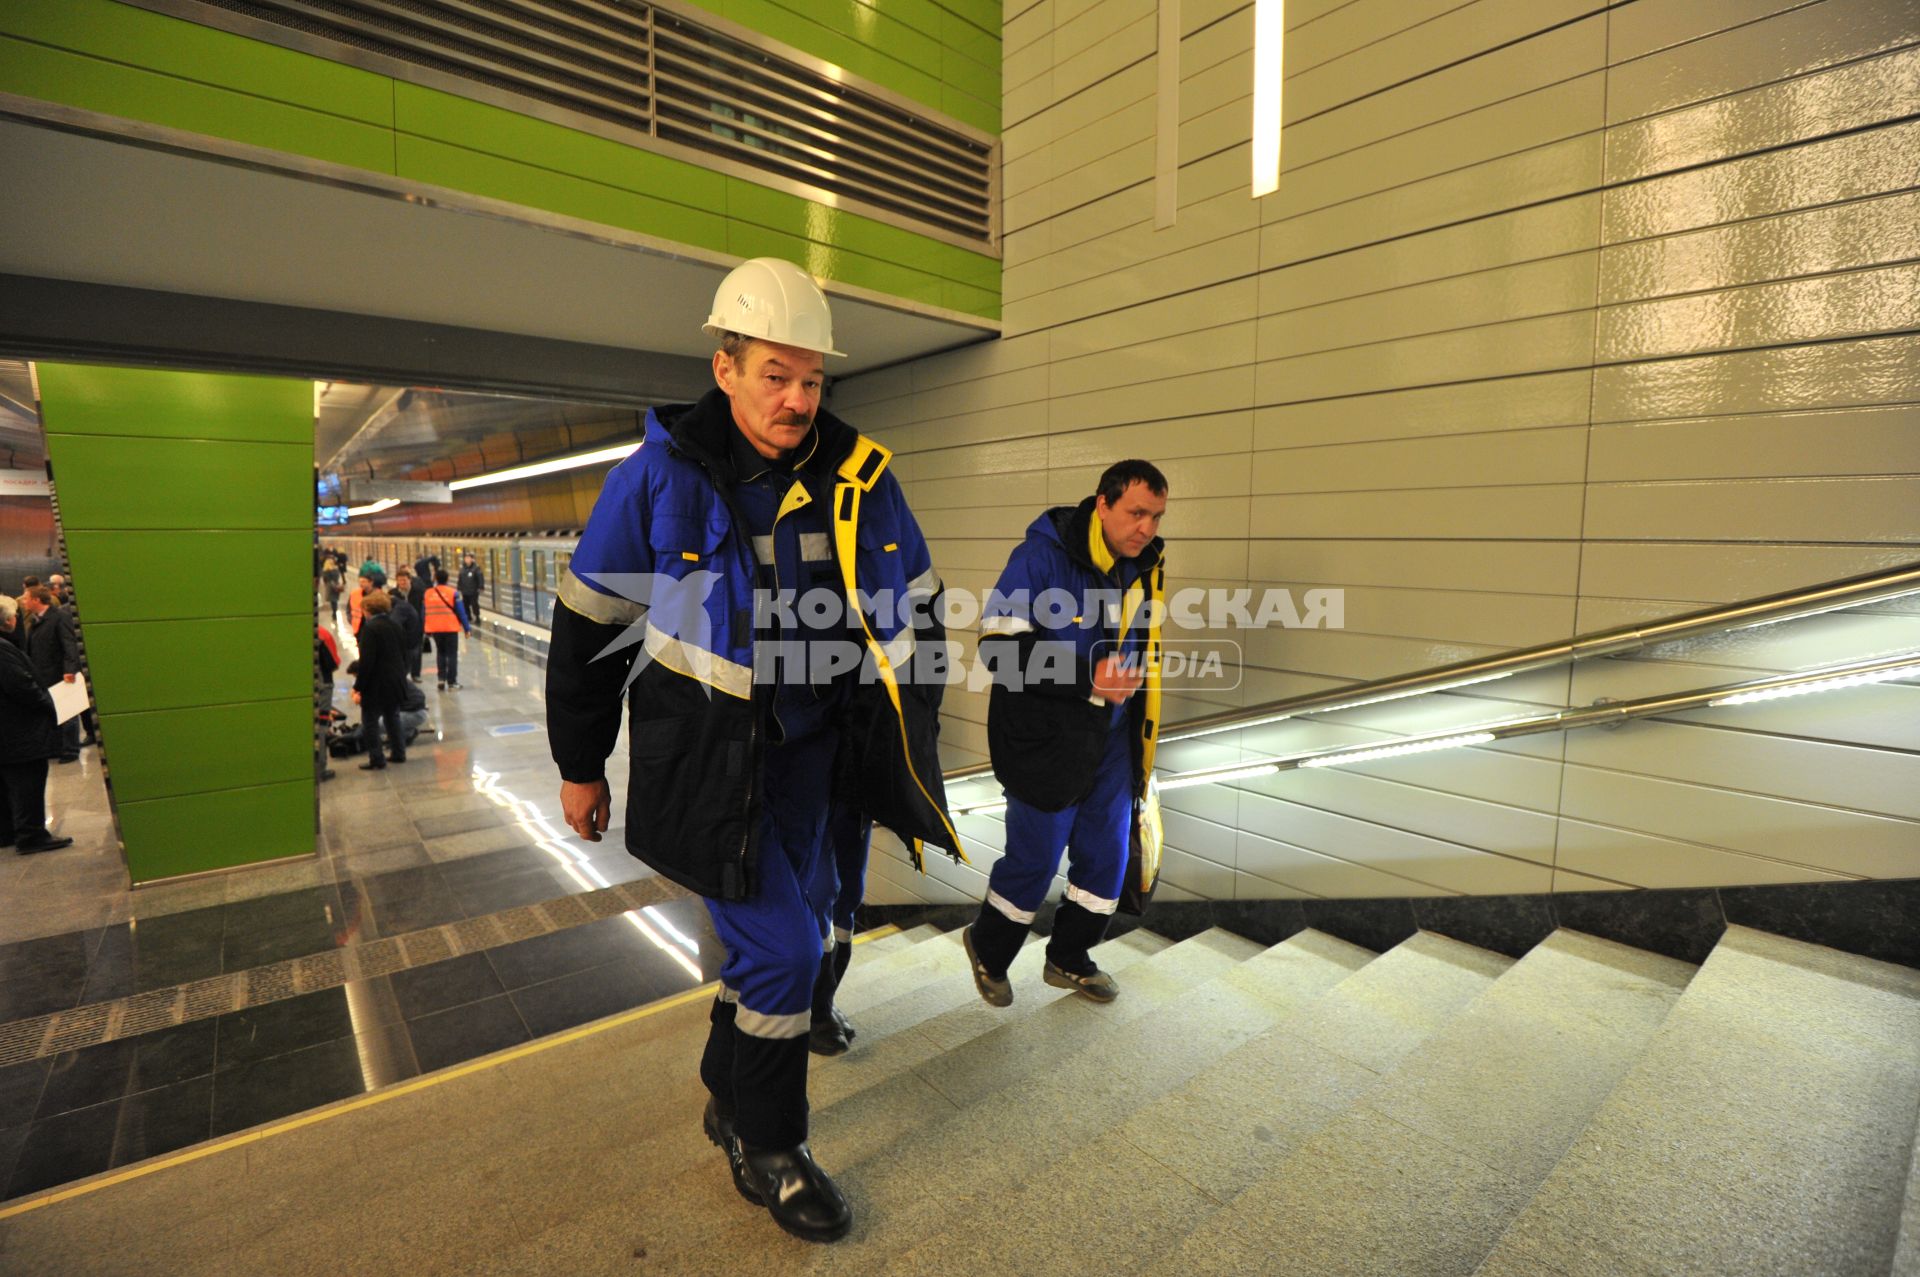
(186, 0), (996, 247)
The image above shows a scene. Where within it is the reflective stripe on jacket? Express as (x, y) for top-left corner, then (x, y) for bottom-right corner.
(544, 389), (960, 901)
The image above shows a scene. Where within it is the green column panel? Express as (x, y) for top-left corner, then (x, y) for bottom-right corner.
(38, 363), (316, 883)
(115, 781), (317, 884)
(82, 617), (312, 714)
(100, 698), (313, 803)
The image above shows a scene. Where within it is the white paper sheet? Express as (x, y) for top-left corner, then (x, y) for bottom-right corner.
(48, 671), (88, 725)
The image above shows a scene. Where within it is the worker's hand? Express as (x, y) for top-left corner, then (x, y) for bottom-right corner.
(1092, 655), (1144, 704)
(351, 691), (361, 705)
(562, 777), (612, 842)
(61, 673), (75, 684)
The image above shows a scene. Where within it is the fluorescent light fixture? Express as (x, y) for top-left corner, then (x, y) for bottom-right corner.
(1175, 712), (1293, 741)
(1159, 763), (1280, 791)
(344, 498), (398, 517)
(1251, 0), (1285, 196)
(1709, 659), (1920, 707)
(449, 441), (639, 491)
(1300, 731), (1496, 769)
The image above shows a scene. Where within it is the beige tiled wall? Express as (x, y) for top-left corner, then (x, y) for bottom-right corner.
(841, 0), (1920, 907)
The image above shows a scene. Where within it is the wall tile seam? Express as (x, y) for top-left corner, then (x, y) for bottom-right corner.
(1602, 30), (1920, 131)
(1596, 254), (1920, 315)
(1004, 46), (1159, 132)
(115, 776), (315, 806)
(41, 432), (315, 445)
(1228, 831), (1480, 897)
(1561, 756), (1920, 826)
(1552, 816), (1873, 882)
(1247, 420), (1607, 459)
(101, 694), (316, 717)
(1282, 2), (1619, 128)
(1602, 0), (1828, 68)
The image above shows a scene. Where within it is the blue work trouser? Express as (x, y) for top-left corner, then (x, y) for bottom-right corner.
(702, 728), (840, 1038)
(827, 805), (872, 948)
(987, 718), (1132, 923)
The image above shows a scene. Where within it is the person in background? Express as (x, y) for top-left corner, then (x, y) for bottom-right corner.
(352, 589), (408, 770)
(11, 576), (39, 650)
(423, 568), (469, 689)
(458, 552), (484, 625)
(0, 597), (73, 854)
(392, 569), (425, 684)
(22, 586), (82, 764)
(49, 574), (72, 607)
(321, 557), (345, 623)
(348, 564), (378, 638)
(395, 677), (430, 742)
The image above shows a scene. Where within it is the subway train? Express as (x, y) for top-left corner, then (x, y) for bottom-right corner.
(325, 533), (577, 629)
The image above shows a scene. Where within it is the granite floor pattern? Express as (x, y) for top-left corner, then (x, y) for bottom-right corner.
(0, 921), (1913, 1277)
(0, 628), (691, 1202)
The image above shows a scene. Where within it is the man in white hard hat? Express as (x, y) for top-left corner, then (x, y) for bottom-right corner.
(546, 257), (961, 1243)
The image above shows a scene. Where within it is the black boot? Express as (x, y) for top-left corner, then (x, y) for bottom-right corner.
(808, 953), (851, 1057)
(739, 1142), (852, 1243)
(964, 900), (1031, 1008)
(702, 1097), (757, 1204)
(734, 1033), (849, 1241)
(1044, 899), (1119, 1002)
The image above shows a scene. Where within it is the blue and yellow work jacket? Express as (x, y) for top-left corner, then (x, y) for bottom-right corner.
(546, 389), (960, 900)
(979, 497), (1166, 812)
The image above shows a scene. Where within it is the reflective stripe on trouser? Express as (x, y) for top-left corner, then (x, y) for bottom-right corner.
(987, 721), (1133, 919)
(701, 728), (840, 1148)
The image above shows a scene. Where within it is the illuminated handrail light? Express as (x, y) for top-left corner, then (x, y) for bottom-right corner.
(1298, 731), (1496, 769)
(1709, 658), (1920, 707)
(345, 498), (399, 517)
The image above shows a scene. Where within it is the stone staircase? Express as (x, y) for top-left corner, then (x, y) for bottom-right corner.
(661, 919), (1920, 1277)
(5, 919), (1917, 1276)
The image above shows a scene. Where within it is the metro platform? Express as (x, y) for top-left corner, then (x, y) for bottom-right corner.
(0, 620), (751, 1215)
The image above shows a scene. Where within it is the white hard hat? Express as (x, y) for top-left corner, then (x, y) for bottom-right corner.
(702, 257), (846, 358)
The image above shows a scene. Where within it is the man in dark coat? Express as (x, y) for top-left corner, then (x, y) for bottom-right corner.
(0, 597), (72, 853)
(352, 590), (410, 770)
(457, 553), (484, 624)
(21, 587), (82, 763)
(391, 570), (426, 684)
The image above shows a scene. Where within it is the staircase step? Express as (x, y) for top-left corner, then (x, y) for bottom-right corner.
(1148, 929), (1695, 1277)
(645, 929), (1249, 1273)
(809, 929), (1168, 1113)
(890, 929), (1377, 1274)
(1476, 926), (1920, 1277)
(831, 925), (946, 1007)
(1121, 929), (1513, 1210)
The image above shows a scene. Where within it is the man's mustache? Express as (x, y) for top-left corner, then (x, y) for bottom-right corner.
(774, 414), (812, 427)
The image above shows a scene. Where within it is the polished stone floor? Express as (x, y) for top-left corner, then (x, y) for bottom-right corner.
(0, 622), (730, 1201)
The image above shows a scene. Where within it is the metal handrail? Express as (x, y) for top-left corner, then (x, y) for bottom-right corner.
(941, 559), (1920, 786)
(948, 650), (1920, 814)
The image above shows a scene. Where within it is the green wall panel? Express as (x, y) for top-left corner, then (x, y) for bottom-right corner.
(0, 36), (395, 175)
(724, 179), (999, 291)
(59, 531), (311, 623)
(1, 0), (392, 123)
(83, 617), (312, 714)
(35, 364), (315, 443)
(48, 437), (310, 530)
(395, 135), (731, 253)
(101, 698), (313, 803)
(2, 0), (999, 319)
(116, 780), (316, 884)
(393, 82), (728, 208)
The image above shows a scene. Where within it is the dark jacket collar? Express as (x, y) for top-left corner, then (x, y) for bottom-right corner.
(657, 388), (858, 486)
(1043, 495), (1164, 577)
